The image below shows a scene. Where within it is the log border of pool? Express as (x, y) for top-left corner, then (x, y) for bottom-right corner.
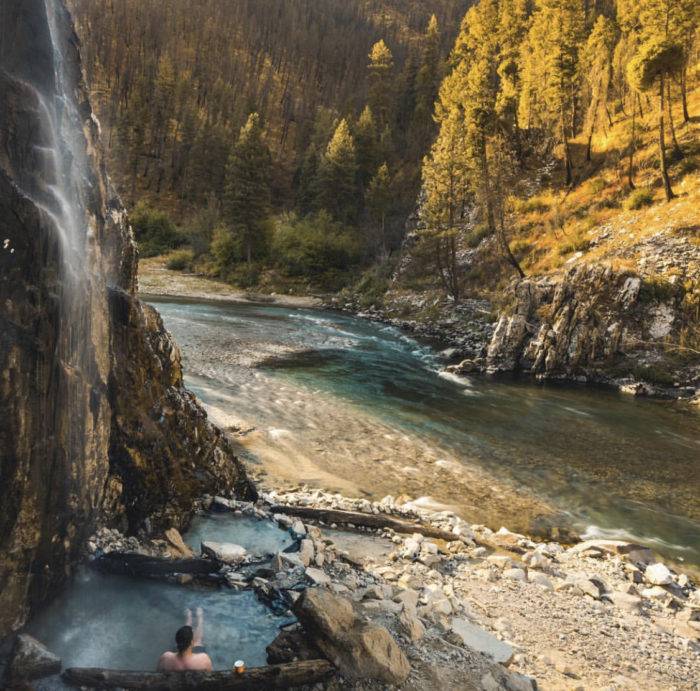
(4, 489), (699, 689)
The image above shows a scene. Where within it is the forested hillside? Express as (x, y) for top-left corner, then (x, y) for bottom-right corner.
(409, 0), (699, 304)
(72, 0), (698, 315)
(71, 0), (467, 288)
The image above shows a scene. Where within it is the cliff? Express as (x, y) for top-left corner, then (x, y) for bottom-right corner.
(0, 0), (254, 638)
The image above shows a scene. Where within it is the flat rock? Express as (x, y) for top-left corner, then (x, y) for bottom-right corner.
(504, 568), (527, 582)
(306, 567), (331, 586)
(201, 541), (247, 564)
(294, 588), (410, 685)
(5, 634), (62, 683)
(450, 618), (514, 665)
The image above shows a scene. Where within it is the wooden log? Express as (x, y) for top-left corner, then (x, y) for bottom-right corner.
(269, 505), (464, 543)
(63, 660), (335, 690)
(93, 552), (219, 577)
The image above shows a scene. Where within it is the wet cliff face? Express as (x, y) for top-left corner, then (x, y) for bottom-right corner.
(0, 0), (254, 638)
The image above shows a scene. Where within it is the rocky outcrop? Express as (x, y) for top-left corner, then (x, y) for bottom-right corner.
(0, 0), (253, 638)
(485, 264), (698, 393)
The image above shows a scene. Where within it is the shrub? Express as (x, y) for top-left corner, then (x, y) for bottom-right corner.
(272, 211), (361, 280)
(558, 232), (591, 255)
(229, 263), (261, 288)
(131, 203), (182, 257)
(517, 197), (550, 214)
(210, 225), (240, 275)
(587, 177), (607, 194)
(166, 249), (194, 271)
(624, 188), (654, 210)
(465, 223), (491, 248)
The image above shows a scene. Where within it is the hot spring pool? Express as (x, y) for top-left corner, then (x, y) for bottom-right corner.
(185, 513), (293, 556)
(27, 568), (286, 672)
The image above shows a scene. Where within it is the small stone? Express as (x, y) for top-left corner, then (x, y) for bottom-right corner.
(299, 539), (315, 567)
(306, 567), (331, 586)
(201, 541), (246, 564)
(450, 618), (514, 664)
(608, 590), (642, 613)
(504, 568), (527, 582)
(528, 572), (553, 590)
(291, 520), (307, 536)
(645, 563), (673, 586)
(641, 586), (670, 601)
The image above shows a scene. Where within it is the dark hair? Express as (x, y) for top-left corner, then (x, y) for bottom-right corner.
(175, 626), (194, 654)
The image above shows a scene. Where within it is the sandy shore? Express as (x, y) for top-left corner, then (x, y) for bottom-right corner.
(138, 256), (323, 308)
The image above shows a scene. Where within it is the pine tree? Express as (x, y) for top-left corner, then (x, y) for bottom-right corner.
(420, 111), (470, 302)
(366, 163), (393, 256)
(368, 40), (395, 129)
(581, 15), (619, 160)
(354, 106), (380, 187)
(519, 0), (586, 185)
(413, 16), (443, 145)
(315, 118), (359, 224)
(223, 112), (272, 264)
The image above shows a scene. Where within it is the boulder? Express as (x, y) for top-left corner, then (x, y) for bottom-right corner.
(293, 588), (410, 685)
(450, 618), (514, 665)
(201, 541), (247, 564)
(164, 528), (194, 558)
(4, 634), (62, 684)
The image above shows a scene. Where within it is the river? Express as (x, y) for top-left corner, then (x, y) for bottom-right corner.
(148, 297), (700, 568)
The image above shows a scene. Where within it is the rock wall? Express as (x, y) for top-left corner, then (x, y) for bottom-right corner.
(485, 264), (698, 394)
(0, 0), (254, 638)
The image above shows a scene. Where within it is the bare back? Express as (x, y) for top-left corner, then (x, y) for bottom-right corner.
(157, 650), (213, 672)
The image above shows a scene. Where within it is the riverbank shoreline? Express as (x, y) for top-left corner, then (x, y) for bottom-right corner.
(139, 258), (699, 404)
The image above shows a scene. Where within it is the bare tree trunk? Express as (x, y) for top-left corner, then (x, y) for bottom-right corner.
(658, 75), (674, 201)
(586, 95), (598, 162)
(680, 62), (690, 123)
(560, 106), (573, 186)
(666, 79), (682, 159)
(627, 98), (636, 190)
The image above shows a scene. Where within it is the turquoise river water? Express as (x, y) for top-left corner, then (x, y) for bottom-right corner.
(150, 298), (700, 568)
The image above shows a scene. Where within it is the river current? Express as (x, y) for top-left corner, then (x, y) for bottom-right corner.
(149, 297), (700, 567)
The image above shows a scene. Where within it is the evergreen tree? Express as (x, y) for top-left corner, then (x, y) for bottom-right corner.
(413, 16), (443, 145)
(368, 40), (395, 129)
(519, 0), (586, 185)
(354, 106), (380, 187)
(366, 163), (393, 256)
(316, 118), (359, 224)
(581, 15), (619, 160)
(223, 113), (272, 264)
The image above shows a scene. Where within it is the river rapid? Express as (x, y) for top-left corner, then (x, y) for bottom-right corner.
(148, 297), (700, 568)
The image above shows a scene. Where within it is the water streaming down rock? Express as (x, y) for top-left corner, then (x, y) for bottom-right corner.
(0, 0), (254, 638)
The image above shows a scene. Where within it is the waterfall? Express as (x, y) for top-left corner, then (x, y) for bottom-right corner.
(29, 0), (93, 285)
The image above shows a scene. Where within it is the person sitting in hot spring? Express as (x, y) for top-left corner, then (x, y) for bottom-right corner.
(157, 607), (213, 672)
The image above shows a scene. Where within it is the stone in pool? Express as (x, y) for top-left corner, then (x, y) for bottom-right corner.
(27, 569), (286, 672)
(185, 513), (293, 557)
